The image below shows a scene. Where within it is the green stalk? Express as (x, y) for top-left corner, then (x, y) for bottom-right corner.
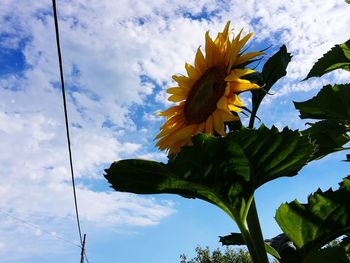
(246, 198), (269, 263)
(233, 210), (262, 263)
(245, 103), (269, 263)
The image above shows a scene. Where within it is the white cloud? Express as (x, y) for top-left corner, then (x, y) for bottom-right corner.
(1, 0), (349, 261)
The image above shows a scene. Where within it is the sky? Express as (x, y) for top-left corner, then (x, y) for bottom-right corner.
(0, 0), (349, 262)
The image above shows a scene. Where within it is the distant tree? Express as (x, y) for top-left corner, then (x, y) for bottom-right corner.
(180, 246), (253, 263)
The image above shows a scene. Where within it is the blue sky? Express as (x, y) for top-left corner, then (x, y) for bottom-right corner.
(0, 1), (349, 262)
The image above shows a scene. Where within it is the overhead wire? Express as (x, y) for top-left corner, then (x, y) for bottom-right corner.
(51, 0), (83, 246)
(0, 209), (81, 248)
(52, 0), (91, 260)
(52, 1), (92, 261)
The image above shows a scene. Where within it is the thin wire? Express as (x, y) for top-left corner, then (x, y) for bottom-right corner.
(51, 0), (83, 246)
(0, 209), (81, 248)
(84, 249), (91, 263)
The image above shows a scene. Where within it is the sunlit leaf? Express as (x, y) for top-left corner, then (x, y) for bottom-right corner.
(305, 39), (350, 79)
(105, 126), (314, 223)
(294, 84), (350, 159)
(301, 120), (350, 159)
(275, 176), (350, 258)
(294, 84), (350, 121)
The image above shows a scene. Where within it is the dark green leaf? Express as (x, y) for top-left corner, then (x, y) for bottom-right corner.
(251, 45), (292, 114)
(105, 159), (234, 214)
(275, 176), (350, 257)
(106, 126), (314, 223)
(345, 154), (350, 162)
(294, 84), (350, 121)
(219, 233), (281, 259)
(303, 246), (349, 263)
(340, 235), (350, 252)
(305, 39), (350, 80)
(219, 233), (245, 246)
(301, 120), (350, 159)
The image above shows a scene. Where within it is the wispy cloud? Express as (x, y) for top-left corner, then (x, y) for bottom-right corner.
(0, 0), (349, 261)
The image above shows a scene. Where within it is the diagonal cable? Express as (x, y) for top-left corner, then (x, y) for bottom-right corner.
(51, 0), (83, 245)
(0, 209), (81, 248)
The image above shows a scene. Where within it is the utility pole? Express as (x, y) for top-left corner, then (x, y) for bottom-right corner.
(80, 234), (86, 263)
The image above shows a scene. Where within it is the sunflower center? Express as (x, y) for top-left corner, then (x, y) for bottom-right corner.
(184, 66), (227, 124)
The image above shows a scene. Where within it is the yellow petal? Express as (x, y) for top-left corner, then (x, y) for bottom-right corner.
(227, 94), (244, 112)
(195, 47), (207, 73)
(157, 105), (182, 117)
(229, 94), (244, 107)
(222, 21), (231, 41)
(214, 21), (230, 45)
(225, 71), (250, 83)
(217, 96), (228, 111)
(228, 104), (242, 112)
(236, 32), (254, 52)
(163, 114), (184, 127)
(236, 51), (264, 66)
(205, 115), (213, 134)
(168, 94), (187, 102)
(205, 31), (221, 66)
(227, 29), (243, 70)
(233, 68), (256, 77)
(224, 85), (231, 96)
(194, 122), (205, 134)
(185, 63), (198, 79)
(213, 110), (226, 136)
(220, 109), (239, 122)
(172, 75), (193, 87)
(170, 124), (197, 141)
(231, 82), (259, 93)
(167, 87), (186, 95)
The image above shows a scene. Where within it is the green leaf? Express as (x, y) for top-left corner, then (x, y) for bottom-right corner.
(294, 84), (350, 159)
(220, 233), (281, 259)
(346, 154), (350, 162)
(264, 243), (281, 260)
(106, 126), (314, 223)
(219, 233), (245, 246)
(105, 159), (235, 214)
(294, 84), (350, 121)
(340, 235), (350, 252)
(303, 246), (349, 263)
(251, 45), (292, 114)
(275, 176), (350, 258)
(305, 39), (350, 79)
(301, 120), (350, 159)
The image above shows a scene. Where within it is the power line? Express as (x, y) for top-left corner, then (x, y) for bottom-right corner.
(51, 0), (83, 246)
(0, 209), (81, 248)
(52, 1), (91, 261)
(1, 209), (91, 261)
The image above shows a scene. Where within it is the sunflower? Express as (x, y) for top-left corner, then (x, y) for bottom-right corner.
(155, 21), (263, 155)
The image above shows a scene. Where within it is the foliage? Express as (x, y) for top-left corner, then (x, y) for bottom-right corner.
(104, 19), (350, 263)
(276, 177), (350, 258)
(105, 126), (315, 226)
(180, 246), (254, 263)
(305, 39), (350, 79)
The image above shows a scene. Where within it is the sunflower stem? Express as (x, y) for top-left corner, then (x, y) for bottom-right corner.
(246, 198), (269, 263)
(234, 212), (261, 263)
(248, 108), (257, 129)
(244, 98), (269, 262)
